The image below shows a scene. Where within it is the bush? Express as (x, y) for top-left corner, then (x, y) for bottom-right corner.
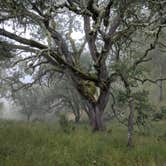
(153, 106), (166, 121)
(153, 113), (163, 121)
(58, 114), (75, 133)
(161, 106), (166, 118)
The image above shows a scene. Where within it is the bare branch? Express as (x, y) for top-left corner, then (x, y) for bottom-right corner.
(133, 77), (166, 84)
(11, 56), (36, 67)
(133, 26), (162, 68)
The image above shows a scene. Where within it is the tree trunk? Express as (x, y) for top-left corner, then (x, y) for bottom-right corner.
(127, 99), (134, 147)
(27, 114), (31, 121)
(84, 101), (105, 131)
(159, 65), (163, 102)
(159, 81), (163, 101)
(74, 113), (80, 123)
(90, 104), (105, 131)
(76, 79), (109, 131)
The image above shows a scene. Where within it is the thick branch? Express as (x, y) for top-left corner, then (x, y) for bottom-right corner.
(0, 42), (38, 53)
(83, 15), (99, 61)
(0, 28), (47, 49)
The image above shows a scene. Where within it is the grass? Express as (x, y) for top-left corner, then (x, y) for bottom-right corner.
(0, 120), (165, 166)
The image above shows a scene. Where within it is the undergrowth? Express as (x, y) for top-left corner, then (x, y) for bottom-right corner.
(0, 120), (165, 166)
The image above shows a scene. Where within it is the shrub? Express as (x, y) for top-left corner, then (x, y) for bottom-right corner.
(160, 106), (166, 118)
(153, 106), (166, 121)
(58, 114), (75, 133)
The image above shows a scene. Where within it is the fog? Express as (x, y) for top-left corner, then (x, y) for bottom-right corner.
(0, 98), (25, 120)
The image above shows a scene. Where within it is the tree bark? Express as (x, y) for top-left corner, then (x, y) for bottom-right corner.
(83, 101), (105, 131)
(127, 99), (134, 147)
(159, 80), (163, 101)
(91, 105), (104, 131)
(159, 64), (163, 102)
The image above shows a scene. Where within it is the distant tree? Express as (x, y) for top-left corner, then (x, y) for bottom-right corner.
(40, 78), (85, 123)
(12, 86), (46, 121)
(0, 102), (4, 118)
(151, 30), (166, 102)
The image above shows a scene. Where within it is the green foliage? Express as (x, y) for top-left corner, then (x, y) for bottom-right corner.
(12, 86), (48, 120)
(134, 91), (154, 126)
(83, 81), (96, 97)
(153, 106), (166, 121)
(153, 112), (163, 121)
(58, 114), (75, 133)
(78, 80), (97, 102)
(112, 58), (145, 87)
(116, 89), (128, 104)
(114, 89), (154, 128)
(0, 120), (165, 166)
(160, 106), (166, 116)
(59, 114), (70, 133)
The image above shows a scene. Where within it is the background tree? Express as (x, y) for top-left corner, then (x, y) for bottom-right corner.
(150, 29), (166, 102)
(12, 86), (45, 121)
(0, 102), (4, 118)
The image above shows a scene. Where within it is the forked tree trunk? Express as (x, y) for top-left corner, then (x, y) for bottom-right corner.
(78, 83), (109, 131)
(84, 102), (105, 131)
(127, 99), (134, 147)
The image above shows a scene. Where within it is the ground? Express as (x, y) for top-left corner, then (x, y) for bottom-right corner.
(0, 120), (165, 166)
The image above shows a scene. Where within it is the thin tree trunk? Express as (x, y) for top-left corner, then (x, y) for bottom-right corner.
(74, 112), (80, 123)
(127, 99), (134, 147)
(159, 81), (163, 101)
(159, 65), (163, 102)
(27, 114), (31, 121)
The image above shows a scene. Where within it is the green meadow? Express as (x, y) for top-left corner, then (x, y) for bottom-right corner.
(0, 120), (165, 166)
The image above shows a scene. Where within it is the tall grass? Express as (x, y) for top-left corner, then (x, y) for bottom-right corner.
(0, 120), (165, 166)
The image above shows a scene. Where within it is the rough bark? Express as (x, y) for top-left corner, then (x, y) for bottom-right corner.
(83, 101), (105, 131)
(91, 105), (104, 131)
